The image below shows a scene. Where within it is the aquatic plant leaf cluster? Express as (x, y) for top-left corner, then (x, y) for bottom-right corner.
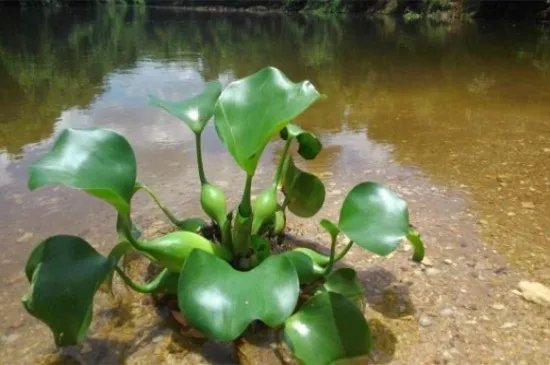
(21, 66), (425, 365)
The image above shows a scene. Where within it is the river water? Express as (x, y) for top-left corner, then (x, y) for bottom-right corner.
(0, 5), (549, 364)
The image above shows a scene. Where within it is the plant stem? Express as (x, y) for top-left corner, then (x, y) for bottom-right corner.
(136, 183), (183, 227)
(333, 240), (354, 263)
(195, 132), (207, 185)
(274, 138), (292, 185)
(323, 235), (338, 275)
(114, 266), (170, 294)
(239, 174), (254, 217)
(281, 195), (289, 211)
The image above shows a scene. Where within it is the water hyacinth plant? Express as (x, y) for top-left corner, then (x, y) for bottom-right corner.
(22, 66), (425, 364)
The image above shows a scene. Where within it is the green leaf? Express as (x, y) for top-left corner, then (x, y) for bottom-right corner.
(178, 249), (300, 341)
(28, 128), (137, 216)
(282, 251), (325, 285)
(320, 219), (340, 242)
(282, 157), (325, 218)
(214, 66), (321, 175)
(407, 230), (425, 263)
(283, 292), (371, 365)
(280, 124), (322, 160)
(148, 80), (222, 134)
(136, 231), (232, 273)
(22, 235), (116, 347)
(317, 268), (365, 310)
(338, 182), (409, 256)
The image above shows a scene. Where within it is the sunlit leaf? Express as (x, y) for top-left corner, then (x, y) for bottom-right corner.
(28, 128), (137, 216)
(338, 182), (409, 256)
(280, 124), (322, 160)
(136, 231), (232, 273)
(282, 156), (325, 218)
(149, 80), (222, 134)
(178, 249), (300, 341)
(283, 292), (371, 365)
(22, 235), (116, 347)
(214, 66), (321, 175)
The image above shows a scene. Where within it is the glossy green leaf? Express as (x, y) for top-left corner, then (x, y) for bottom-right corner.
(283, 292), (371, 365)
(178, 249), (300, 341)
(338, 182), (409, 256)
(280, 124), (322, 160)
(22, 235), (116, 347)
(28, 128), (137, 216)
(136, 231), (232, 272)
(282, 251), (325, 285)
(407, 230), (425, 263)
(200, 183), (227, 225)
(251, 184), (278, 234)
(317, 268), (366, 310)
(214, 66), (321, 175)
(282, 157), (325, 218)
(149, 80), (222, 134)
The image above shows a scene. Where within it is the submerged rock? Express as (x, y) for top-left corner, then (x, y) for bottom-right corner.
(517, 281), (550, 307)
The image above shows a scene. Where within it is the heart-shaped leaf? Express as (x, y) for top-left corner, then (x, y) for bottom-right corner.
(338, 182), (409, 256)
(317, 268), (366, 310)
(283, 292), (372, 365)
(214, 66), (321, 175)
(178, 249), (300, 340)
(280, 124), (322, 160)
(282, 156), (325, 217)
(149, 80), (222, 134)
(28, 128), (137, 216)
(22, 235), (116, 347)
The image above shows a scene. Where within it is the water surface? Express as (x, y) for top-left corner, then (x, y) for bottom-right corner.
(1, 6), (549, 363)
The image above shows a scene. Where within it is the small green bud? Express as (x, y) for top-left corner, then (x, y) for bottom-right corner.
(200, 183), (227, 225)
(273, 209), (286, 235)
(251, 185), (278, 234)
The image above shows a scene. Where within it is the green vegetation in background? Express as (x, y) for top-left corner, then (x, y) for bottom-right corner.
(1, 7), (549, 158)
(2, 1), (550, 22)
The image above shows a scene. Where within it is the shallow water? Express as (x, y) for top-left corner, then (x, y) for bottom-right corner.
(0, 6), (549, 364)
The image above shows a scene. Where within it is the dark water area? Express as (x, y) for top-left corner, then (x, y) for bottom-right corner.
(0, 5), (549, 363)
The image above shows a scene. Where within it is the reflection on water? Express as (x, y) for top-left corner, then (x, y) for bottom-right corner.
(0, 5), (550, 362)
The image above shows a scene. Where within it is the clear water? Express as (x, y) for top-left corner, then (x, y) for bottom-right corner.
(0, 6), (549, 363)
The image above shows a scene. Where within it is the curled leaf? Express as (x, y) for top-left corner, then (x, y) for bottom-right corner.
(282, 156), (325, 218)
(22, 235), (116, 346)
(28, 128), (137, 216)
(214, 66), (321, 175)
(149, 80), (222, 134)
(280, 124), (322, 160)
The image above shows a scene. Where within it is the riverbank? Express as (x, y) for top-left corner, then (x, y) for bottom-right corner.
(2, 1), (550, 23)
